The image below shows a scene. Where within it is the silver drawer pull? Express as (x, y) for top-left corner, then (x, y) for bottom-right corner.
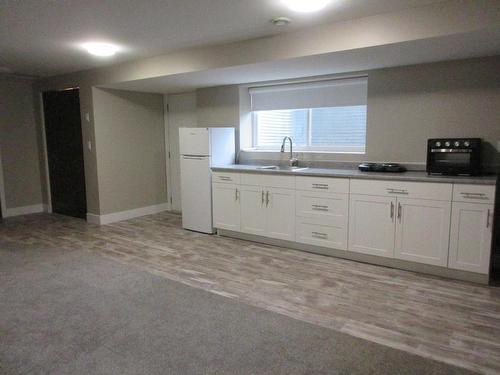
(219, 176), (231, 181)
(312, 204), (329, 211)
(311, 231), (328, 239)
(462, 192), (488, 199)
(387, 188), (408, 195)
(312, 183), (329, 190)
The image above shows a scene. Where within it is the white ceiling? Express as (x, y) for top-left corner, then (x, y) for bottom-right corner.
(103, 28), (500, 94)
(0, 0), (445, 77)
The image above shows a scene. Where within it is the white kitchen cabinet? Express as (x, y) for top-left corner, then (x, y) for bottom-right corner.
(296, 216), (348, 250)
(240, 184), (295, 240)
(348, 195), (396, 258)
(295, 187), (349, 250)
(267, 187), (296, 241)
(211, 168), (497, 280)
(240, 184), (267, 236)
(296, 191), (348, 222)
(394, 198), (451, 266)
(212, 183), (240, 231)
(448, 202), (493, 274)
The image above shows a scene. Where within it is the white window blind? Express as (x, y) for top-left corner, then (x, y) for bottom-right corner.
(250, 77), (368, 153)
(249, 77), (367, 111)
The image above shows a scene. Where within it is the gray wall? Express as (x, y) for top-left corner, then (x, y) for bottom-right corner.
(196, 85), (240, 149)
(366, 57), (500, 168)
(0, 75), (43, 210)
(196, 85), (240, 127)
(240, 56), (500, 171)
(92, 88), (167, 215)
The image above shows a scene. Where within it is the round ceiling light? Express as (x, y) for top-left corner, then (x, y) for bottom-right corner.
(282, 0), (330, 13)
(82, 42), (119, 57)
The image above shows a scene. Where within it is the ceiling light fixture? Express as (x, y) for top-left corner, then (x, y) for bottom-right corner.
(282, 0), (330, 13)
(82, 42), (119, 57)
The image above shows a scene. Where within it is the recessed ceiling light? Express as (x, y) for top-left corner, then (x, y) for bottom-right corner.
(82, 42), (119, 57)
(282, 0), (330, 13)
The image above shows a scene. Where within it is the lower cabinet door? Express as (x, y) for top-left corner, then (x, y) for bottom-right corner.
(267, 187), (296, 241)
(212, 183), (240, 231)
(348, 195), (396, 258)
(240, 184), (267, 236)
(394, 198), (451, 266)
(448, 202), (493, 274)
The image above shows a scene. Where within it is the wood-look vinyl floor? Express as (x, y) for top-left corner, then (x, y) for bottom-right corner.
(1, 212), (499, 374)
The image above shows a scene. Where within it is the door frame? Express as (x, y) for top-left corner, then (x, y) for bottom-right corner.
(40, 87), (82, 215)
(0, 144), (7, 217)
(39, 91), (53, 213)
(163, 94), (172, 211)
(163, 92), (197, 213)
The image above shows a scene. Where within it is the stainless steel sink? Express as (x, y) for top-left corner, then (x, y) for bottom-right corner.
(257, 165), (309, 172)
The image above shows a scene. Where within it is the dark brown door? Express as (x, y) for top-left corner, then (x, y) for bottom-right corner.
(43, 89), (87, 219)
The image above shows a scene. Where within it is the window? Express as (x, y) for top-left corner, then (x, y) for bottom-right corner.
(254, 106), (366, 152)
(249, 77), (367, 153)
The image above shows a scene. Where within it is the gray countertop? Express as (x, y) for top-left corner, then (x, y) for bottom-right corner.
(212, 164), (498, 185)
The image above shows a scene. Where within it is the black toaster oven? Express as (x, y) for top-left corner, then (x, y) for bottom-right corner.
(426, 138), (481, 176)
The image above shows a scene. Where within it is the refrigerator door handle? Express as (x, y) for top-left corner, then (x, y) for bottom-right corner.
(182, 155), (207, 160)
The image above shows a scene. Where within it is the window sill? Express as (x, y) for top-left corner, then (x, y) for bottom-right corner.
(241, 148), (365, 155)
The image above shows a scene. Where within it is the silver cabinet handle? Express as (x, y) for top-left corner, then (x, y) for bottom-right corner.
(261, 190), (265, 206)
(387, 188), (408, 195)
(390, 201), (394, 220)
(312, 183), (329, 190)
(397, 202), (402, 222)
(487, 209), (491, 228)
(235, 188), (239, 201)
(219, 176), (231, 181)
(462, 192), (488, 200)
(266, 191), (270, 207)
(312, 204), (328, 211)
(311, 231), (328, 239)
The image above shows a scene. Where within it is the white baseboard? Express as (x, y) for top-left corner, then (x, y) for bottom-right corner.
(86, 213), (101, 225)
(86, 202), (169, 225)
(4, 203), (45, 218)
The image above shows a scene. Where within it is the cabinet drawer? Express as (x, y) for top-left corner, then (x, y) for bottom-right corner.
(212, 172), (240, 184)
(296, 176), (349, 194)
(296, 217), (347, 250)
(453, 184), (496, 203)
(350, 179), (452, 201)
(296, 191), (348, 225)
(240, 173), (295, 189)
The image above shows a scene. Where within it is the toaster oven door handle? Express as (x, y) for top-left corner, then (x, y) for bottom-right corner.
(430, 149), (472, 153)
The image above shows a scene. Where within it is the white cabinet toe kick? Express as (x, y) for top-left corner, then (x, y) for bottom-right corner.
(212, 172), (496, 284)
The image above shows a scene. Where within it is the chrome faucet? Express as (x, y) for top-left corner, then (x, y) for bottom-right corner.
(280, 137), (299, 167)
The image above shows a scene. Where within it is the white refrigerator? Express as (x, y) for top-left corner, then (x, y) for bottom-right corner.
(179, 127), (235, 233)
